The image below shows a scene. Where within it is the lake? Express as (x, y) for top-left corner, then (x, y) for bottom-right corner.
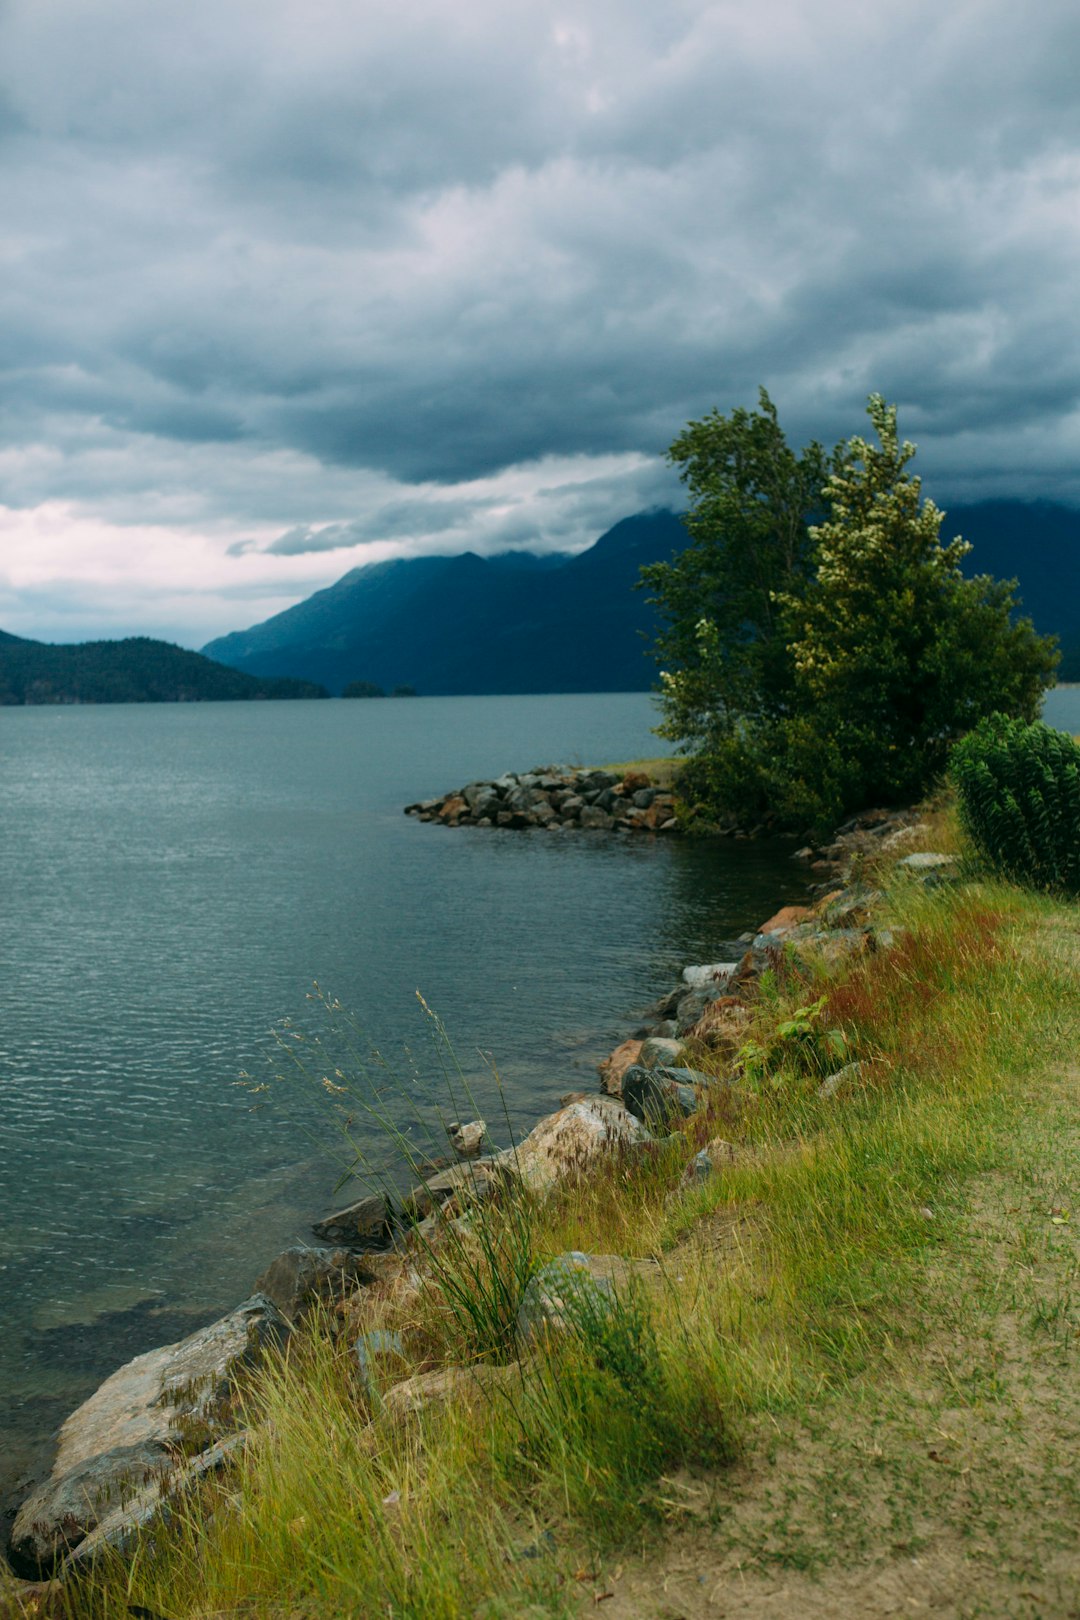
(0, 693), (802, 1503)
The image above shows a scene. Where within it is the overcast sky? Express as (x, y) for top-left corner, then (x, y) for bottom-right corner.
(2, 0), (1079, 645)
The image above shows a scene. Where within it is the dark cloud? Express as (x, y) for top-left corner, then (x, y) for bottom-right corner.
(0, 0), (1078, 641)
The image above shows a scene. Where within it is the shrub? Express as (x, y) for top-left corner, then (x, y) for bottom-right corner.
(951, 713), (1080, 895)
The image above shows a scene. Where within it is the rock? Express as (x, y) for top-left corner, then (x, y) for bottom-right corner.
(253, 1245), (373, 1321)
(438, 794), (468, 823)
(579, 806), (615, 831)
(638, 1035), (685, 1068)
(355, 1329), (407, 1398)
(820, 887), (881, 927)
(632, 788), (656, 809)
(312, 1192), (392, 1248)
(678, 1149), (716, 1188)
(559, 794), (584, 817)
(11, 1297), (289, 1572)
(681, 962), (740, 988)
(675, 982), (736, 1035)
(382, 1362), (520, 1418)
(897, 852), (957, 871)
(621, 771), (651, 793)
(621, 1064), (709, 1125)
(705, 1136), (739, 1167)
(682, 997), (752, 1050)
(818, 1060), (865, 1099)
(500, 1096), (651, 1193)
(447, 1119), (487, 1157)
(61, 1433), (247, 1573)
(597, 1038), (643, 1096)
(757, 904), (813, 935)
(516, 1253), (661, 1345)
(400, 1157), (510, 1221)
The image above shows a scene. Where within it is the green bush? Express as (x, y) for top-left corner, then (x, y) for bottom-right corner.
(951, 714), (1080, 894)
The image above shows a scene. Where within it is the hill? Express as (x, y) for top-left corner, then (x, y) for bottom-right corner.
(946, 500), (1080, 679)
(0, 636), (329, 705)
(202, 511), (688, 694)
(203, 503), (1078, 696)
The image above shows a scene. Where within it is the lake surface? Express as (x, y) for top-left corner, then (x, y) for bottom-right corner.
(0, 693), (802, 1502)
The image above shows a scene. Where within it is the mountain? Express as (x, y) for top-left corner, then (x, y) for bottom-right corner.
(0, 636), (329, 705)
(203, 502), (1080, 696)
(946, 501), (1080, 679)
(203, 510), (688, 695)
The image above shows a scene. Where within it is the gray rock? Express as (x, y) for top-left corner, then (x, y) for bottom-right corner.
(579, 806), (615, 831)
(681, 962), (739, 988)
(516, 1253), (661, 1345)
(61, 1433), (247, 1573)
(12, 1297), (289, 1572)
(621, 1065), (697, 1125)
(897, 852), (957, 871)
(818, 1060), (865, 1099)
(632, 788), (656, 809)
(447, 1118), (487, 1157)
(311, 1192), (392, 1248)
(253, 1245), (373, 1321)
(400, 1156), (510, 1221)
(638, 1036), (685, 1068)
(679, 1150), (716, 1188)
(355, 1329), (406, 1398)
(559, 795), (584, 816)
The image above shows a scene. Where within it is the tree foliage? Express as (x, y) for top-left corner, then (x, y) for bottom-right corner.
(646, 394), (1059, 832)
(640, 389), (831, 744)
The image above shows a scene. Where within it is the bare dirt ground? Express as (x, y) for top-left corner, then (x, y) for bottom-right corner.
(581, 1070), (1080, 1620)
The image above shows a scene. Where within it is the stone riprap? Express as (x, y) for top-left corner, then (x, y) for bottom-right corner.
(405, 766), (678, 833)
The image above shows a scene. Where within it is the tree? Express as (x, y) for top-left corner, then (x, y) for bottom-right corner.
(640, 389), (832, 750)
(645, 393), (1059, 832)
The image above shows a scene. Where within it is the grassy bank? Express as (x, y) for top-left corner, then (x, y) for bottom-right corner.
(51, 811), (1080, 1619)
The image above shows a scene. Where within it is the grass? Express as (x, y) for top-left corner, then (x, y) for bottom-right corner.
(57, 810), (1080, 1619)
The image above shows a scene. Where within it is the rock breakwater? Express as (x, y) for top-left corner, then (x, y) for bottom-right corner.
(405, 765), (678, 833)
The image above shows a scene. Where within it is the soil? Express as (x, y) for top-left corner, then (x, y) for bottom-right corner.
(580, 1070), (1080, 1620)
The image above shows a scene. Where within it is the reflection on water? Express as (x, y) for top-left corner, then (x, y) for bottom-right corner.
(0, 695), (803, 1499)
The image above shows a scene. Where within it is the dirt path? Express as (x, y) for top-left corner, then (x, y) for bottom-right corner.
(584, 1069), (1080, 1620)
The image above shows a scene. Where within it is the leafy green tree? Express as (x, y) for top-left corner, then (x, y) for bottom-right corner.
(640, 389), (832, 750)
(645, 392), (1059, 832)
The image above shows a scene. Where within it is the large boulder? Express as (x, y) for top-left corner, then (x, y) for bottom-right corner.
(11, 1296), (289, 1573)
(311, 1192), (392, 1247)
(622, 1064), (722, 1126)
(253, 1246), (373, 1322)
(500, 1097), (651, 1193)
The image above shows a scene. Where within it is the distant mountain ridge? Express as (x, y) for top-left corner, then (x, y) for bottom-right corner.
(203, 511), (688, 695)
(0, 635), (328, 705)
(204, 502), (1079, 694)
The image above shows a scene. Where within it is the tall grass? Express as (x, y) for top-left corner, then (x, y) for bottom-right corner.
(66, 828), (1080, 1619)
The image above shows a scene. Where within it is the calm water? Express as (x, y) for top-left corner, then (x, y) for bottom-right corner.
(0, 694), (802, 1499)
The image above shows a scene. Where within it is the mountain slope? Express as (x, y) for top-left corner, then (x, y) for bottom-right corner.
(203, 502), (1079, 696)
(0, 636), (328, 704)
(203, 510), (688, 694)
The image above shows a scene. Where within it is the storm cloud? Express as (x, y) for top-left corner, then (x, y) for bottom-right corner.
(1, 0), (1079, 642)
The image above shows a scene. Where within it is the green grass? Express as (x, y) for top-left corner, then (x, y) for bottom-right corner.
(63, 817), (1080, 1619)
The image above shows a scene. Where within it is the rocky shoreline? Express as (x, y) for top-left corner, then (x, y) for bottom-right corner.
(3, 798), (951, 1607)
